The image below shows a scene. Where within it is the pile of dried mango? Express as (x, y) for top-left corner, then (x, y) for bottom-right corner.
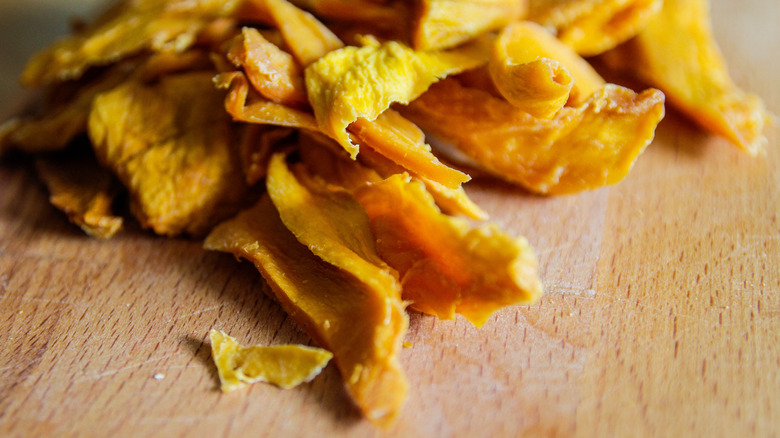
(0, 0), (769, 427)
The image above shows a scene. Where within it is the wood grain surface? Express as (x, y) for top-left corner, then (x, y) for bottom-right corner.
(1, 1), (778, 437)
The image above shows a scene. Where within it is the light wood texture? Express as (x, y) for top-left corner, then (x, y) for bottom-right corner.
(1, 1), (778, 436)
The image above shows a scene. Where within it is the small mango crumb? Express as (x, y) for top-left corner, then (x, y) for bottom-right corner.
(403, 341), (413, 348)
(209, 329), (333, 391)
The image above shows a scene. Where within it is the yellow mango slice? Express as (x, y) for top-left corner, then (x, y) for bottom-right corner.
(209, 329), (332, 391)
(489, 21), (605, 115)
(401, 78), (665, 194)
(290, 0), (408, 26)
(239, 125), (294, 185)
(353, 174), (542, 326)
(88, 72), (248, 236)
(528, 0), (662, 56)
(241, 0), (344, 66)
(305, 39), (486, 161)
(601, 0), (769, 155)
(21, 0), (242, 86)
(205, 195), (408, 427)
(226, 27), (308, 107)
(35, 149), (123, 239)
(216, 71), (320, 131)
(412, 0), (526, 50)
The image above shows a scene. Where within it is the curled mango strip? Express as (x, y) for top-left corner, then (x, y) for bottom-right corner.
(305, 39), (487, 160)
(528, 0), (662, 56)
(601, 0), (770, 155)
(205, 196), (408, 426)
(352, 174), (542, 327)
(401, 78), (665, 194)
(490, 21), (605, 110)
(241, 0), (344, 66)
(290, 0), (409, 27)
(412, 0), (526, 51)
(209, 329), (333, 391)
(226, 27), (308, 107)
(216, 71), (320, 131)
(88, 72), (248, 236)
(35, 150), (123, 239)
(21, 0), (242, 86)
(239, 125), (294, 185)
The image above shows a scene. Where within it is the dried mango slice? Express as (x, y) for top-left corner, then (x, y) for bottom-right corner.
(88, 72), (247, 236)
(226, 27), (308, 107)
(401, 78), (665, 194)
(349, 111), (470, 189)
(239, 125), (294, 185)
(489, 21), (605, 115)
(528, 0), (662, 56)
(35, 148), (123, 239)
(601, 0), (769, 155)
(216, 71), (320, 131)
(209, 329), (332, 391)
(21, 0), (242, 86)
(204, 195), (408, 426)
(305, 39), (486, 161)
(412, 0), (526, 50)
(241, 0), (344, 66)
(353, 174), (541, 326)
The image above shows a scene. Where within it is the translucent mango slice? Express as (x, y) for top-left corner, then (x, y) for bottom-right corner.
(216, 71), (320, 131)
(88, 72), (247, 236)
(489, 21), (605, 114)
(305, 39), (486, 161)
(353, 174), (542, 326)
(412, 0), (526, 50)
(401, 78), (665, 194)
(299, 132), (487, 220)
(35, 149), (123, 239)
(21, 0), (242, 86)
(240, 0), (344, 66)
(601, 0), (769, 155)
(226, 27), (308, 107)
(204, 195), (408, 426)
(528, 0), (662, 56)
(349, 110), (470, 189)
(209, 329), (332, 391)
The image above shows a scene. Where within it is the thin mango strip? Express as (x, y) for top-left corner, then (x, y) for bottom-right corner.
(226, 27), (308, 107)
(349, 110), (470, 189)
(290, 0), (409, 27)
(412, 0), (526, 51)
(299, 132), (487, 219)
(216, 71), (320, 131)
(209, 330), (332, 391)
(489, 21), (605, 115)
(88, 72), (248, 236)
(35, 149), (123, 239)
(528, 0), (662, 56)
(351, 174), (542, 326)
(21, 0), (242, 86)
(240, 0), (344, 66)
(401, 78), (665, 194)
(601, 0), (770, 155)
(305, 39), (487, 161)
(239, 125), (294, 185)
(205, 195), (408, 426)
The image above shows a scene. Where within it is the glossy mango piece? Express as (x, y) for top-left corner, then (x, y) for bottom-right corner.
(226, 27), (308, 107)
(305, 39), (486, 161)
(601, 0), (769, 155)
(353, 174), (542, 326)
(209, 329), (333, 391)
(88, 72), (248, 236)
(412, 0), (526, 50)
(528, 0), (662, 56)
(401, 78), (665, 194)
(205, 193), (408, 427)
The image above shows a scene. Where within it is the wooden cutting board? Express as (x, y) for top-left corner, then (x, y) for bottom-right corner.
(1, 1), (778, 436)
